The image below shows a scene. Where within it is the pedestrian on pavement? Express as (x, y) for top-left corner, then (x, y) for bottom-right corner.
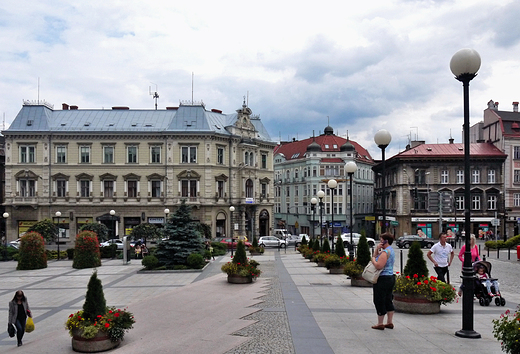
(370, 232), (395, 330)
(427, 233), (454, 283)
(457, 234), (479, 295)
(8, 290), (32, 347)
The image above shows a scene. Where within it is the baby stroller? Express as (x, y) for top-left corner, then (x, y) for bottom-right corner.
(472, 260), (506, 307)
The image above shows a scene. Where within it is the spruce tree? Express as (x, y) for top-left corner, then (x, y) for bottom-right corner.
(301, 235), (307, 245)
(312, 239), (320, 252)
(82, 271), (106, 321)
(155, 200), (204, 266)
(403, 241), (429, 277)
(233, 241), (248, 265)
(252, 236), (259, 248)
(335, 235), (346, 258)
(356, 235), (371, 267)
(322, 239), (331, 253)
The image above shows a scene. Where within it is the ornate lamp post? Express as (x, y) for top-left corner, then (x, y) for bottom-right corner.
(2, 212), (8, 261)
(451, 48), (481, 339)
(109, 210), (116, 239)
(374, 129), (392, 234)
(229, 206), (235, 257)
(55, 211), (62, 260)
(345, 161), (358, 261)
(310, 197), (318, 241)
(328, 179), (338, 252)
(317, 190), (325, 246)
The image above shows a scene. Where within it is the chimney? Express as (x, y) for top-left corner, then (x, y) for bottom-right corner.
(112, 106), (129, 110)
(166, 107), (178, 110)
(449, 138), (454, 144)
(62, 103), (69, 110)
(70, 105), (78, 110)
(513, 102), (519, 112)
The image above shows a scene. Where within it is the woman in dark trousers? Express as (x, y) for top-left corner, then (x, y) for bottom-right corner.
(370, 233), (395, 330)
(8, 290), (32, 346)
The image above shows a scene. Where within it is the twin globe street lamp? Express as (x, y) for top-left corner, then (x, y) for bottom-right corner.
(374, 129), (392, 234)
(345, 161), (358, 261)
(451, 48), (481, 339)
(327, 179), (338, 252)
(310, 197), (318, 241)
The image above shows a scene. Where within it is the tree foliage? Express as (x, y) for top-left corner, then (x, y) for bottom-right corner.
(80, 223), (109, 242)
(195, 222), (212, 240)
(322, 238), (331, 253)
(130, 223), (161, 243)
(82, 271), (107, 322)
(312, 239), (320, 252)
(356, 235), (371, 267)
(335, 235), (346, 258)
(232, 240), (248, 265)
(403, 241), (429, 277)
(73, 231), (101, 269)
(27, 218), (58, 242)
(17, 231), (47, 270)
(155, 200), (204, 266)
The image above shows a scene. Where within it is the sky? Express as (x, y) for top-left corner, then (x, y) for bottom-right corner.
(1, 0), (520, 159)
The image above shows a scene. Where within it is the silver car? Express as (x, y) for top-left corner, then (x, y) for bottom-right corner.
(258, 236), (287, 248)
(336, 233), (376, 247)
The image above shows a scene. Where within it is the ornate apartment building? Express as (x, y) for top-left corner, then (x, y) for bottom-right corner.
(2, 100), (276, 241)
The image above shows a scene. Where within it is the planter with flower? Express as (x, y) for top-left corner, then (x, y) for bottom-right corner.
(344, 234), (372, 287)
(65, 271), (135, 352)
(221, 241), (261, 284)
(248, 237), (265, 256)
(324, 254), (347, 273)
(492, 305), (520, 354)
(393, 241), (457, 314)
(313, 252), (328, 266)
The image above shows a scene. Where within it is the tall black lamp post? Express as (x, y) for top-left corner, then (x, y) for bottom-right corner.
(229, 206), (235, 257)
(109, 210), (117, 239)
(328, 179), (337, 252)
(451, 48), (481, 339)
(2, 212), (8, 261)
(310, 197), (318, 241)
(317, 190), (325, 246)
(374, 129), (392, 235)
(55, 211), (62, 260)
(345, 161), (358, 261)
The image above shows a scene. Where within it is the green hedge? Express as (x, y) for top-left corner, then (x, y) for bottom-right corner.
(73, 231), (101, 269)
(485, 234), (520, 249)
(17, 231), (47, 270)
(100, 244), (117, 258)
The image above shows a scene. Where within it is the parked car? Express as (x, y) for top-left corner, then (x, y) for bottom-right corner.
(100, 239), (128, 250)
(336, 233), (376, 247)
(286, 234), (308, 247)
(258, 236), (287, 248)
(9, 238), (21, 248)
(219, 238), (252, 249)
(395, 235), (435, 249)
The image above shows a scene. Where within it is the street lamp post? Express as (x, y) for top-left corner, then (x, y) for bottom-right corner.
(310, 198), (318, 241)
(2, 212), (8, 261)
(374, 129), (392, 235)
(345, 161), (358, 261)
(110, 210), (116, 239)
(317, 190), (325, 246)
(328, 179), (337, 252)
(229, 206), (235, 257)
(55, 211), (62, 259)
(451, 48), (481, 339)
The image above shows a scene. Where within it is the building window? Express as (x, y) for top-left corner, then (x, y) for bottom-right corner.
(181, 180), (197, 198)
(488, 169), (496, 183)
(286, 186), (290, 197)
(249, 152), (254, 167)
(150, 146), (161, 163)
(19, 179), (36, 197)
(471, 195), (481, 210)
(182, 146), (197, 163)
(103, 146), (114, 164)
(261, 154), (267, 169)
(127, 180), (138, 198)
(487, 195), (497, 210)
(246, 179), (253, 198)
(514, 193), (520, 207)
(261, 183), (267, 198)
(295, 169), (299, 179)
(127, 146), (138, 163)
(515, 170), (520, 184)
(20, 145), (36, 163)
(56, 146), (67, 163)
(150, 180), (161, 197)
(441, 170), (449, 184)
(104, 180), (114, 198)
(515, 146), (520, 159)
(455, 195), (464, 210)
(56, 180), (66, 197)
(80, 146), (90, 163)
(217, 180), (224, 198)
(217, 148), (224, 165)
(80, 180), (90, 198)
(456, 170), (464, 184)
(472, 170), (480, 184)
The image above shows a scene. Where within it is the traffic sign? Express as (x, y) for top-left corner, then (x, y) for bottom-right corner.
(441, 191), (454, 213)
(428, 192), (439, 213)
(491, 218), (500, 226)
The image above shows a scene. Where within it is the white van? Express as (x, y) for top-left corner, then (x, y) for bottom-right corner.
(273, 229), (291, 239)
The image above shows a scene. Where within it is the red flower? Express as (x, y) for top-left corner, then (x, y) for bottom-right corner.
(114, 313), (120, 317)
(69, 314), (74, 318)
(396, 272), (400, 274)
(424, 280), (428, 285)
(413, 274), (418, 278)
(105, 323), (110, 328)
(417, 282), (422, 285)
(406, 275), (410, 279)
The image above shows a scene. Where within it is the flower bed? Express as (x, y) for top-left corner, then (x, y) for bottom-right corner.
(394, 273), (457, 306)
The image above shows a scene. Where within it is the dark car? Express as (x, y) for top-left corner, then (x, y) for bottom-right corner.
(219, 238), (252, 249)
(396, 235), (435, 249)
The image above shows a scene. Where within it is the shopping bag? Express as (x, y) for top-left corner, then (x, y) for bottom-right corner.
(25, 317), (35, 333)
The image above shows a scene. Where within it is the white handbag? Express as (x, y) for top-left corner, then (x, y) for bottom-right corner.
(362, 262), (382, 284)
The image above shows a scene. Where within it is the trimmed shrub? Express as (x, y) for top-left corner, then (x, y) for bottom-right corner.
(142, 255), (159, 270)
(403, 241), (429, 277)
(82, 271), (106, 322)
(73, 231), (101, 269)
(100, 244), (117, 258)
(17, 231), (47, 270)
(187, 253), (205, 269)
(45, 249), (67, 260)
(335, 235), (346, 258)
(321, 238), (331, 253)
(233, 241), (248, 265)
(211, 242), (226, 256)
(66, 248), (74, 260)
(356, 235), (371, 267)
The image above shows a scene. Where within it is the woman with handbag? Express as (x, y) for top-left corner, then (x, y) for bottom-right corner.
(8, 290), (32, 346)
(370, 233), (395, 330)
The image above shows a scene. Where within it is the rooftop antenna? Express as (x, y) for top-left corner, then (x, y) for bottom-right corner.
(327, 116), (330, 126)
(37, 77), (40, 103)
(3, 112), (5, 130)
(149, 83), (159, 110)
(347, 129), (349, 140)
(410, 126), (418, 140)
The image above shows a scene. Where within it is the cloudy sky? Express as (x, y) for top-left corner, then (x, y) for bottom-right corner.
(1, 0), (519, 158)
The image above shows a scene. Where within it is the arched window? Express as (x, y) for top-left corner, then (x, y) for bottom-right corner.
(249, 152), (254, 167)
(246, 179), (254, 198)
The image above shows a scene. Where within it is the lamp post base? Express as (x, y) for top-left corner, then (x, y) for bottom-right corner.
(455, 329), (481, 339)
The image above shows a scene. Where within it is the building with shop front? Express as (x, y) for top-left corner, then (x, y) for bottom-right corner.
(2, 99), (276, 242)
(273, 126), (375, 239)
(373, 139), (507, 239)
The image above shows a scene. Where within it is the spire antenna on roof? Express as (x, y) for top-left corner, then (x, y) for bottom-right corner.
(149, 83), (159, 110)
(347, 130), (349, 140)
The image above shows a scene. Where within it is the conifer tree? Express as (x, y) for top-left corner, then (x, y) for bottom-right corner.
(82, 271), (106, 321)
(232, 241), (248, 265)
(252, 236), (259, 248)
(301, 235), (307, 245)
(322, 238), (331, 253)
(155, 200), (204, 266)
(356, 235), (371, 267)
(312, 239), (320, 252)
(335, 235), (346, 258)
(403, 241), (429, 277)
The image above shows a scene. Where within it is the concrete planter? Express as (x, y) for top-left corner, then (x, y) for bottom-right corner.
(329, 266), (344, 274)
(393, 294), (440, 314)
(227, 274), (253, 284)
(351, 277), (373, 287)
(71, 329), (120, 353)
(317, 262), (326, 267)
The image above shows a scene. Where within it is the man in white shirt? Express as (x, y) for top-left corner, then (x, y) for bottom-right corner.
(427, 233), (454, 283)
